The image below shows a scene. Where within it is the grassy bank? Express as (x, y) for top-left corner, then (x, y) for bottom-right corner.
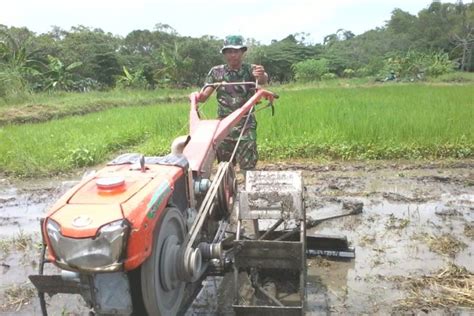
(0, 84), (472, 177)
(2, 74), (473, 127)
(0, 103), (187, 177)
(0, 88), (189, 126)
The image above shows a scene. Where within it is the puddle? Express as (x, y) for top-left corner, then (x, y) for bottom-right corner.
(1, 161), (473, 314)
(0, 180), (77, 238)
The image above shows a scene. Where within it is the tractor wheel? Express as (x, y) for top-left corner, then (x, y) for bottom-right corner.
(141, 207), (186, 316)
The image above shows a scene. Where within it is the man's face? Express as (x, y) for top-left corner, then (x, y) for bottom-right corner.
(223, 48), (245, 69)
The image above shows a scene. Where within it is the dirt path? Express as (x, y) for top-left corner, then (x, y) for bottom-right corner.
(1, 160), (473, 315)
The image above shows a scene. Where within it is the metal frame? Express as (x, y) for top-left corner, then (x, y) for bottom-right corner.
(232, 171), (306, 316)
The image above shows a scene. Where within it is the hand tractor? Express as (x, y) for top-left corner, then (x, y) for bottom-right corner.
(29, 83), (355, 315)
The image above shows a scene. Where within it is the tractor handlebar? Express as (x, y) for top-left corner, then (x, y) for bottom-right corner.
(199, 81), (257, 93)
(198, 81), (279, 99)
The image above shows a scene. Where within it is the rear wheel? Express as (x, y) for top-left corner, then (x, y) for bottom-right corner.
(141, 207), (186, 316)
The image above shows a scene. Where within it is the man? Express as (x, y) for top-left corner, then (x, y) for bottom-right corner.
(197, 35), (268, 173)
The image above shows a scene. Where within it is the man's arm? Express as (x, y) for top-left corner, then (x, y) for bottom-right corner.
(252, 64), (268, 85)
(197, 86), (214, 103)
(197, 67), (217, 103)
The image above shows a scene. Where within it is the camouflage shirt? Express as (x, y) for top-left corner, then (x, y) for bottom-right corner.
(205, 63), (257, 129)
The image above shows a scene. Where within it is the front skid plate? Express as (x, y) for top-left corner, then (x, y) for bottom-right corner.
(29, 275), (82, 295)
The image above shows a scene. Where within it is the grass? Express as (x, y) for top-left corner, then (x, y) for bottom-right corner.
(393, 264), (474, 311)
(1, 283), (36, 311)
(0, 83), (473, 177)
(430, 71), (474, 83)
(0, 102), (188, 177)
(0, 88), (190, 125)
(416, 233), (468, 257)
(253, 84), (473, 160)
(465, 224), (474, 239)
(0, 231), (37, 257)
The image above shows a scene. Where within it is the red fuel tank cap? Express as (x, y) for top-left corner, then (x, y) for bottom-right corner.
(96, 176), (125, 189)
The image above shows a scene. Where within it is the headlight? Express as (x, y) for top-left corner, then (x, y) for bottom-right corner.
(47, 219), (129, 272)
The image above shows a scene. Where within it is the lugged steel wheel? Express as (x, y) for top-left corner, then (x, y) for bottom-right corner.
(141, 207), (186, 316)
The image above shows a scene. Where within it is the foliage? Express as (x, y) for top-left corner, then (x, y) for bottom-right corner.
(292, 58), (329, 82)
(321, 73), (337, 80)
(116, 66), (148, 89)
(43, 55), (82, 91)
(247, 35), (320, 83)
(384, 51), (454, 80)
(0, 28), (41, 98)
(0, 1), (472, 92)
(343, 68), (355, 78)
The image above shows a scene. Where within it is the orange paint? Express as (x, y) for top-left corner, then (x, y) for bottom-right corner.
(43, 163), (185, 270)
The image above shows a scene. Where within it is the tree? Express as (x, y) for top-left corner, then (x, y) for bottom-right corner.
(247, 35), (318, 82)
(58, 26), (122, 87)
(450, 1), (474, 71)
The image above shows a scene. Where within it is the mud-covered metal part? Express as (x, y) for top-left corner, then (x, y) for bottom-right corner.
(29, 272), (133, 315)
(234, 240), (303, 270)
(90, 272), (133, 315)
(215, 163), (236, 220)
(30, 271), (133, 315)
(233, 171), (306, 316)
(29, 274), (83, 295)
(306, 234), (355, 259)
(37, 218), (49, 316)
(239, 171), (304, 221)
(183, 161), (231, 271)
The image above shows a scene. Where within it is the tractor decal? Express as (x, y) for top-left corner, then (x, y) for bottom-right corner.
(146, 181), (171, 219)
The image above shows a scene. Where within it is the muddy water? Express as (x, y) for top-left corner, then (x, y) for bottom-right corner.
(0, 178), (87, 315)
(302, 163), (474, 315)
(0, 179), (78, 238)
(1, 161), (473, 315)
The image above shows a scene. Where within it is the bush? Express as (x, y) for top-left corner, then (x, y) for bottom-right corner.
(0, 67), (30, 101)
(343, 68), (355, 78)
(321, 73), (337, 80)
(292, 58), (329, 82)
(383, 50), (454, 80)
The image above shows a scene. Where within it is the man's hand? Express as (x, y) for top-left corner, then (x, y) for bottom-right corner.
(197, 86), (215, 103)
(252, 65), (268, 84)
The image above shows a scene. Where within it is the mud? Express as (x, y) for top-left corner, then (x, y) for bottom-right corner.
(0, 160), (473, 315)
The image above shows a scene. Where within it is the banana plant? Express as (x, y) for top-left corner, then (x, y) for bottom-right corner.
(0, 30), (43, 94)
(43, 55), (82, 91)
(116, 66), (147, 89)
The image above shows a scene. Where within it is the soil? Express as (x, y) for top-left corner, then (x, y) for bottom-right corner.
(1, 160), (473, 315)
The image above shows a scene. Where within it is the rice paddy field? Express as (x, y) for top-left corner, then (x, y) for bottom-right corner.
(0, 83), (473, 177)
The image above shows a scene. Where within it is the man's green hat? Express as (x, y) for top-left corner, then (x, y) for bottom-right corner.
(221, 35), (247, 54)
